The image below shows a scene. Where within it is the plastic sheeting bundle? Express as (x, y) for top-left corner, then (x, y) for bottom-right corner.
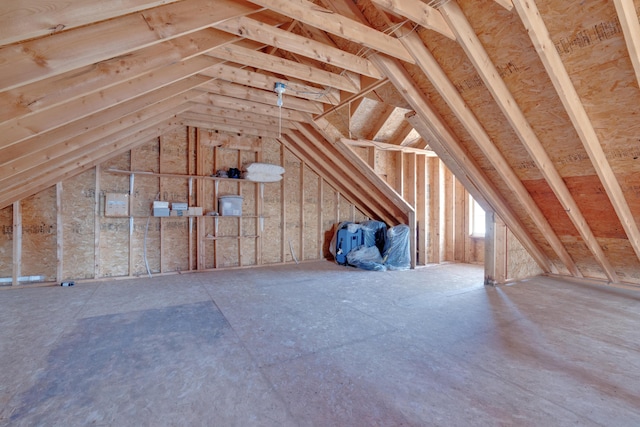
(243, 163), (285, 182)
(330, 221), (410, 271)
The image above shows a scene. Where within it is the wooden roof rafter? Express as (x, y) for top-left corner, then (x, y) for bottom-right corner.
(368, 0), (456, 40)
(440, 1), (619, 283)
(370, 49), (579, 277)
(214, 16), (383, 79)
(0, 27), (238, 125)
(200, 63), (341, 105)
(612, 0), (640, 89)
(512, 0), (640, 267)
(245, 0), (415, 63)
(0, 0), (262, 92)
(206, 43), (361, 93)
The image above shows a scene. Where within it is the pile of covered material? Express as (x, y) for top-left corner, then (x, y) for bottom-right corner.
(329, 220), (411, 271)
(243, 163), (285, 182)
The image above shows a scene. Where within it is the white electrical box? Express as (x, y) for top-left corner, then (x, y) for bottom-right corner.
(105, 193), (129, 217)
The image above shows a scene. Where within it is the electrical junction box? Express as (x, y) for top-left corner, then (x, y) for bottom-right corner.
(105, 193), (129, 217)
(172, 202), (188, 211)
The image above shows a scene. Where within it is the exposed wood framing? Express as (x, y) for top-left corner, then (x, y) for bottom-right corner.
(0, 0), (261, 92)
(406, 109), (555, 274)
(201, 64), (340, 106)
(368, 0), (456, 40)
(613, 0), (640, 88)
(485, 211), (508, 285)
(56, 182), (63, 284)
(245, 0), (415, 63)
(493, 0), (514, 11)
(440, 2), (618, 282)
(206, 44), (360, 93)
(12, 201), (21, 286)
(214, 16), (383, 79)
(0, 0), (184, 46)
(381, 37), (567, 274)
(513, 0), (640, 266)
(416, 155), (427, 265)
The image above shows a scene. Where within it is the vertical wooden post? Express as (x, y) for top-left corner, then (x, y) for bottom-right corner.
(280, 145), (286, 263)
(427, 157), (440, 264)
(128, 173), (134, 277)
(56, 182), (63, 284)
(395, 152), (404, 196)
(94, 165), (101, 278)
(317, 178), (324, 259)
(300, 161), (305, 261)
(404, 152), (416, 208)
(416, 154), (427, 265)
(454, 179), (467, 262)
(256, 147), (264, 266)
(368, 147), (376, 170)
(443, 166), (455, 261)
(12, 201), (21, 286)
(159, 136), (164, 273)
(484, 211), (507, 285)
(237, 148), (243, 267)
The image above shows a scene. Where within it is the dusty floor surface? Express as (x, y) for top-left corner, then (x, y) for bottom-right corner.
(1, 261), (639, 426)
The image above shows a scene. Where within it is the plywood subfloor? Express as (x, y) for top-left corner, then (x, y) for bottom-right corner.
(1, 261), (639, 426)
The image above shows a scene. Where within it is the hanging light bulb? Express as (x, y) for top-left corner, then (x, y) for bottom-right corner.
(274, 82), (286, 107)
(274, 82), (286, 137)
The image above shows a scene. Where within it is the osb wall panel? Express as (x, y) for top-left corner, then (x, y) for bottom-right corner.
(303, 165), (320, 260)
(20, 187), (57, 280)
(322, 184), (338, 258)
(98, 152), (130, 278)
(261, 138), (283, 265)
(284, 149), (301, 263)
(0, 205), (12, 278)
(130, 140), (161, 275)
(61, 169), (95, 281)
(352, 146), (369, 164)
(375, 149), (396, 187)
(160, 129), (190, 273)
(507, 229), (544, 280)
(262, 180), (283, 264)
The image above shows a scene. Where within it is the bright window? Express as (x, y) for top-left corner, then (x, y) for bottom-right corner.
(469, 195), (485, 237)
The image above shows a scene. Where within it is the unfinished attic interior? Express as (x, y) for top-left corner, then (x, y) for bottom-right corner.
(2, 0), (640, 424)
(4, 0), (640, 286)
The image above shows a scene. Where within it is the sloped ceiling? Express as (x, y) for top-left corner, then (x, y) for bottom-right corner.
(1, 0), (640, 285)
